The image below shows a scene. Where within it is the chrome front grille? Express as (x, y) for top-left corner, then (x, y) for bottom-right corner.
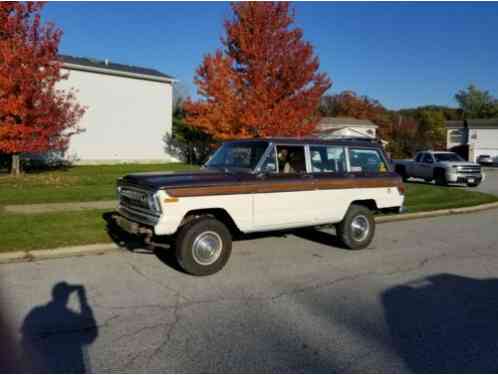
(457, 165), (481, 174)
(119, 187), (152, 212)
(118, 186), (160, 226)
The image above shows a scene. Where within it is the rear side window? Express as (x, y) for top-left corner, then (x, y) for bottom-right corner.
(349, 148), (388, 173)
(309, 145), (346, 174)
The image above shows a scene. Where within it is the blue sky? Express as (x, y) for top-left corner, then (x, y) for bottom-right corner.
(43, 2), (498, 110)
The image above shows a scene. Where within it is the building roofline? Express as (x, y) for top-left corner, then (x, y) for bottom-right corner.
(60, 55), (176, 84)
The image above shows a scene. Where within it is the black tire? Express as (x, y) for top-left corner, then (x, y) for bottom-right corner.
(396, 166), (408, 182)
(424, 178), (433, 183)
(336, 204), (375, 250)
(434, 170), (447, 186)
(467, 182), (480, 187)
(175, 217), (232, 276)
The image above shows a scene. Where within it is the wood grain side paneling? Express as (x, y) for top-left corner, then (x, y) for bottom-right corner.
(166, 175), (403, 197)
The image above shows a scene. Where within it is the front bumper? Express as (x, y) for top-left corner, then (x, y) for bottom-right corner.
(446, 171), (485, 184)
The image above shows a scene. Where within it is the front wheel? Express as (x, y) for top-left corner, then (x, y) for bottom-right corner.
(175, 217), (232, 276)
(467, 182), (480, 187)
(435, 171), (447, 186)
(336, 204), (375, 250)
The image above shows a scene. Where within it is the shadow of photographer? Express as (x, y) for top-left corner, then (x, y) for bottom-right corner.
(20, 282), (98, 373)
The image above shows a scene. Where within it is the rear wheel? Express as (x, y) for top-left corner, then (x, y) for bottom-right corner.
(467, 182), (480, 187)
(175, 217), (232, 276)
(434, 170), (447, 186)
(336, 204), (375, 250)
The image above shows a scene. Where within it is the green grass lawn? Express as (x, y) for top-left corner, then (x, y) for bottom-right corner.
(404, 183), (498, 213)
(0, 163), (198, 206)
(1, 180), (497, 253)
(0, 209), (113, 252)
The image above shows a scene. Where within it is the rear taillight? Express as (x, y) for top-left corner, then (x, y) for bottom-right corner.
(397, 184), (406, 195)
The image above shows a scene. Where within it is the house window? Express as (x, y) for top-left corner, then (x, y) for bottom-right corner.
(449, 129), (464, 144)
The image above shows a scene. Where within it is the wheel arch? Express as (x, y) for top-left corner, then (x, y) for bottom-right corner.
(180, 208), (241, 235)
(350, 199), (378, 212)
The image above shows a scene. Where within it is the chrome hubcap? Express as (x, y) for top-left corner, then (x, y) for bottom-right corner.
(351, 215), (370, 242)
(192, 231), (223, 266)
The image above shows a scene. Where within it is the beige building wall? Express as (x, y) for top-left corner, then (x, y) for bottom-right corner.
(57, 68), (176, 164)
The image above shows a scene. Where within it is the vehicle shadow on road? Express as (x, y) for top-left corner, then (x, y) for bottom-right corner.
(291, 227), (349, 250)
(19, 282), (98, 373)
(382, 273), (498, 373)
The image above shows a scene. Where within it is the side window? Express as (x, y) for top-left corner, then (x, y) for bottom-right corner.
(415, 153), (423, 162)
(422, 153), (433, 163)
(348, 148), (388, 173)
(310, 145), (346, 174)
(276, 145), (307, 174)
(259, 146), (277, 173)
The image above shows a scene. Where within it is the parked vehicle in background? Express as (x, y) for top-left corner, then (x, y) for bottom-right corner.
(394, 151), (484, 187)
(477, 155), (496, 166)
(114, 138), (405, 276)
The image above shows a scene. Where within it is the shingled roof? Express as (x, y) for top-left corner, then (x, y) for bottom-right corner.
(446, 119), (498, 129)
(318, 117), (378, 129)
(60, 54), (174, 82)
(467, 119), (498, 128)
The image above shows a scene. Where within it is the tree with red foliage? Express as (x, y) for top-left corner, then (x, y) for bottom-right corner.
(0, 2), (85, 175)
(320, 90), (392, 139)
(184, 2), (331, 140)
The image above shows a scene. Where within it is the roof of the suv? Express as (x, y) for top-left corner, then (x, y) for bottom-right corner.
(226, 137), (383, 148)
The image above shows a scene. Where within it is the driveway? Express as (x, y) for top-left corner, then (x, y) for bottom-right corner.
(2, 209), (498, 372)
(475, 168), (498, 196)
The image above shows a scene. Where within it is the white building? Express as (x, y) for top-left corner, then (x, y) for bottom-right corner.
(314, 117), (380, 140)
(57, 55), (177, 164)
(446, 119), (498, 162)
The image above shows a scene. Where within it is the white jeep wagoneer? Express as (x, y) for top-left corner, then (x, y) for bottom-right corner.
(115, 138), (405, 275)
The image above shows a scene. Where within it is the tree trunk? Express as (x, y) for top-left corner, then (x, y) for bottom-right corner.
(11, 154), (21, 176)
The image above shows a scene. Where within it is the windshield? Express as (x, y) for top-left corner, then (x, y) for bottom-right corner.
(205, 141), (269, 171)
(434, 153), (464, 162)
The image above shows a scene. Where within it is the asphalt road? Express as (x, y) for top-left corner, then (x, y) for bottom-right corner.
(2, 209), (498, 373)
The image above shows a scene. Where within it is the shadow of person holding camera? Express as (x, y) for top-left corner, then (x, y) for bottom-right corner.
(20, 282), (98, 373)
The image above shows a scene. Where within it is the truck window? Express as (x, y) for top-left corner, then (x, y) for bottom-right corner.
(309, 145), (346, 174)
(415, 153), (424, 162)
(348, 148), (388, 173)
(422, 153), (434, 163)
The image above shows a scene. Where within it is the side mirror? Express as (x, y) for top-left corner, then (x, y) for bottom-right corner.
(262, 163), (276, 173)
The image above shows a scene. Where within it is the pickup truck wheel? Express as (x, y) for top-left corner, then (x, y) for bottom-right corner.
(336, 205), (375, 250)
(435, 171), (447, 186)
(467, 182), (480, 187)
(395, 166), (408, 182)
(175, 217), (232, 276)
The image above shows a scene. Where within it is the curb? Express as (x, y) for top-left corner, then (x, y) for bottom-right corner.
(1, 202), (498, 265)
(0, 243), (120, 265)
(375, 201), (498, 224)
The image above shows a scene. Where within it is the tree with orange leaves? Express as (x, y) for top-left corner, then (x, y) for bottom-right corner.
(184, 2), (331, 140)
(0, 2), (85, 175)
(320, 90), (392, 138)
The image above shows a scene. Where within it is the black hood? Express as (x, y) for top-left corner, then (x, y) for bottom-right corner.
(119, 168), (243, 190)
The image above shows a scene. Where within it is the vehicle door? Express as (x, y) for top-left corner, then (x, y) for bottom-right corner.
(347, 146), (398, 209)
(419, 153), (435, 179)
(308, 144), (351, 223)
(253, 144), (315, 230)
(411, 152), (424, 176)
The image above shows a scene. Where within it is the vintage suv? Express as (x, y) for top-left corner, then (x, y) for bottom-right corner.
(115, 138), (405, 275)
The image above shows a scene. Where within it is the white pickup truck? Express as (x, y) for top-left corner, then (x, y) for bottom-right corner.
(393, 151), (484, 187)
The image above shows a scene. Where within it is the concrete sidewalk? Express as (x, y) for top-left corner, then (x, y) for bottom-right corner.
(3, 200), (116, 214)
